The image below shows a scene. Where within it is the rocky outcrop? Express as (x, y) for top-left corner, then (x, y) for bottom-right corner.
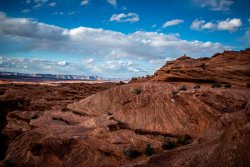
(152, 49), (250, 86)
(67, 81), (250, 167)
(1, 49), (250, 167)
(2, 81), (250, 167)
(0, 82), (118, 167)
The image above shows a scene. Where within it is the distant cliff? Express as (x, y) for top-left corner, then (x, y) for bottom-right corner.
(0, 72), (103, 81)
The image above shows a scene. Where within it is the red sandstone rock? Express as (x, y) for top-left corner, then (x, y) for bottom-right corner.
(0, 49), (250, 167)
(152, 49), (250, 86)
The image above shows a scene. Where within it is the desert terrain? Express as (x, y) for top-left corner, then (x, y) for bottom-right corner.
(0, 49), (250, 167)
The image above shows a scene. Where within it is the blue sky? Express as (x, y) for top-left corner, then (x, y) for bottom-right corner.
(0, 0), (249, 78)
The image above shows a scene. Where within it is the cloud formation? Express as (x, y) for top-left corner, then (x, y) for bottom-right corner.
(33, 0), (49, 9)
(191, 18), (242, 32)
(22, 9), (30, 13)
(110, 13), (139, 23)
(244, 28), (250, 45)
(194, 0), (234, 11)
(81, 0), (89, 6)
(48, 2), (57, 7)
(107, 0), (117, 7)
(0, 12), (230, 77)
(0, 56), (73, 74)
(162, 19), (184, 28)
(217, 18), (242, 31)
(82, 58), (146, 74)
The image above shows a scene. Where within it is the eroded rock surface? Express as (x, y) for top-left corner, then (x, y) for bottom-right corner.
(1, 49), (250, 167)
(152, 49), (250, 86)
(68, 82), (250, 167)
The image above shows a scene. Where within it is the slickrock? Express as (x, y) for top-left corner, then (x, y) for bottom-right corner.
(152, 49), (250, 86)
(1, 49), (250, 167)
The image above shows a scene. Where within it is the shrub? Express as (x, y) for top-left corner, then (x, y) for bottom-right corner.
(144, 144), (155, 156)
(224, 84), (231, 88)
(117, 120), (123, 126)
(222, 106), (233, 112)
(116, 121), (128, 130)
(247, 82), (250, 88)
(211, 82), (221, 88)
(107, 124), (119, 131)
(162, 139), (176, 150)
(179, 86), (187, 91)
(134, 87), (143, 95)
(193, 85), (200, 89)
(124, 147), (140, 159)
(119, 81), (126, 85)
(31, 114), (39, 119)
(107, 112), (113, 116)
(171, 90), (178, 98)
(177, 134), (192, 145)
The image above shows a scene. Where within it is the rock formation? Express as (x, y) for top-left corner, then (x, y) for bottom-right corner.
(0, 49), (250, 167)
(152, 49), (250, 86)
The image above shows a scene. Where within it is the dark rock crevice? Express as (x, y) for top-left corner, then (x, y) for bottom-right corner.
(0, 99), (30, 160)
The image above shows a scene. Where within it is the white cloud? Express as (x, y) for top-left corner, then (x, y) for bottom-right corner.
(34, 0), (48, 3)
(81, 0), (89, 6)
(48, 2), (57, 7)
(0, 12), (6, 18)
(152, 24), (157, 28)
(191, 19), (216, 30)
(191, 18), (242, 32)
(68, 11), (76, 15)
(42, 65), (52, 70)
(191, 19), (206, 30)
(33, 4), (42, 9)
(52, 12), (64, 15)
(33, 0), (49, 9)
(26, 0), (31, 4)
(22, 9), (30, 13)
(83, 58), (94, 64)
(110, 13), (139, 23)
(0, 13), (229, 59)
(0, 13), (230, 77)
(149, 57), (174, 65)
(107, 0), (117, 7)
(0, 56), (76, 74)
(202, 22), (216, 29)
(82, 59), (146, 74)
(162, 19), (184, 28)
(248, 18), (250, 24)
(121, 6), (127, 10)
(194, 0), (234, 11)
(244, 28), (250, 45)
(217, 18), (242, 31)
(58, 61), (69, 66)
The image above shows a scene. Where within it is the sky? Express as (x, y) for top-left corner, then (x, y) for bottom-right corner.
(0, 0), (249, 78)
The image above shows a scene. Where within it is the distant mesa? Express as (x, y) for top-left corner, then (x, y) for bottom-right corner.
(0, 72), (103, 81)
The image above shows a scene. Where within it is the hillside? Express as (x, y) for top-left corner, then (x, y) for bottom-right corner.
(0, 49), (250, 167)
(152, 49), (250, 85)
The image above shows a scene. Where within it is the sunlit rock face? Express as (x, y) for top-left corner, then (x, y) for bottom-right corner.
(152, 49), (250, 86)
